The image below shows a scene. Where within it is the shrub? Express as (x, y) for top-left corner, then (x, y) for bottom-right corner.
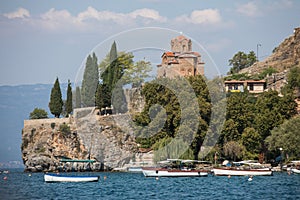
(51, 122), (56, 129)
(59, 123), (71, 137)
(29, 108), (48, 119)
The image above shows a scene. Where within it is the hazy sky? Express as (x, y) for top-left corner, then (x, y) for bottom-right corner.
(0, 0), (299, 86)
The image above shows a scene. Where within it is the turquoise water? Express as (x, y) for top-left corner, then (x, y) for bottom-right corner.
(1, 169), (300, 199)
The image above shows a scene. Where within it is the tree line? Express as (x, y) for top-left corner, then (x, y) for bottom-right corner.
(29, 45), (300, 164)
(133, 66), (300, 163)
(30, 41), (151, 119)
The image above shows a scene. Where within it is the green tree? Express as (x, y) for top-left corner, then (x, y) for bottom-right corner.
(282, 66), (300, 97)
(81, 53), (99, 107)
(223, 141), (245, 161)
(65, 80), (73, 117)
(75, 86), (81, 108)
(253, 90), (297, 161)
(111, 82), (128, 113)
(241, 127), (261, 159)
(247, 51), (257, 67)
(266, 115), (300, 159)
(122, 60), (152, 87)
(134, 75), (211, 160)
(228, 51), (257, 74)
(99, 42), (134, 109)
(95, 83), (104, 110)
(29, 108), (48, 119)
(49, 77), (63, 118)
(226, 93), (254, 134)
(221, 119), (240, 142)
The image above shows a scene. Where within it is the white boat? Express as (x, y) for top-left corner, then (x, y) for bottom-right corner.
(142, 159), (209, 177)
(212, 168), (273, 176)
(44, 174), (99, 182)
(127, 166), (143, 172)
(291, 168), (300, 174)
(142, 167), (208, 177)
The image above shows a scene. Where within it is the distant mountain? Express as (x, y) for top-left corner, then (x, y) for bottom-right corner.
(0, 83), (68, 162)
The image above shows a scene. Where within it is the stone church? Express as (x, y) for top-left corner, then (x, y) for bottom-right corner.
(157, 35), (205, 78)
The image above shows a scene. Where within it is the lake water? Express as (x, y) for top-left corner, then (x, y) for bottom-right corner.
(1, 169), (300, 199)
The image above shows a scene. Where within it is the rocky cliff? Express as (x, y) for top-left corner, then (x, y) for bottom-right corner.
(21, 107), (153, 172)
(239, 27), (300, 92)
(240, 27), (300, 75)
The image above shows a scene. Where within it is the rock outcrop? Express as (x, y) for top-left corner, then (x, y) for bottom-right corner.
(240, 27), (300, 76)
(237, 27), (300, 94)
(21, 108), (147, 172)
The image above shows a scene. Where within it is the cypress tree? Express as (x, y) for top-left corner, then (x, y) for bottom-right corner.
(95, 83), (104, 110)
(49, 77), (63, 118)
(109, 41), (117, 63)
(112, 83), (128, 114)
(65, 80), (73, 117)
(81, 53), (99, 107)
(75, 86), (81, 108)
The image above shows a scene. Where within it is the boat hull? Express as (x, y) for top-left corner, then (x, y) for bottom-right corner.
(127, 167), (143, 172)
(142, 168), (208, 177)
(291, 168), (300, 174)
(212, 168), (273, 176)
(44, 174), (99, 182)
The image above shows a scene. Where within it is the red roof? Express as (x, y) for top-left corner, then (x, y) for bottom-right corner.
(162, 51), (175, 57)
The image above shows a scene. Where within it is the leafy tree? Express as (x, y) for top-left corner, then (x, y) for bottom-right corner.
(252, 90), (297, 161)
(226, 93), (254, 134)
(266, 115), (300, 159)
(282, 66), (300, 97)
(134, 75), (211, 160)
(49, 77), (63, 118)
(247, 51), (257, 67)
(99, 42), (134, 110)
(254, 91), (283, 149)
(75, 86), (81, 108)
(81, 53), (99, 107)
(241, 127), (261, 159)
(221, 119), (239, 142)
(122, 60), (152, 87)
(65, 80), (73, 117)
(287, 66), (300, 89)
(223, 141), (245, 161)
(29, 108), (48, 119)
(228, 51), (257, 74)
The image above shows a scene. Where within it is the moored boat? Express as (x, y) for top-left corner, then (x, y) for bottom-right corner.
(212, 168), (273, 176)
(127, 166), (143, 172)
(142, 159), (209, 177)
(44, 173), (99, 182)
(142, 167), (208, 177)
(291, 168), (300, 174)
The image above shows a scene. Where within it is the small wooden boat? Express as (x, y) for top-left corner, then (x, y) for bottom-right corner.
(142, 167), (208, 177)
(212, 168), (273, 176)
(127, 166), (143, 172)
(44, 174), (99, 183)
(142, 159), (209, 177)
(291, 168), (300, 174)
